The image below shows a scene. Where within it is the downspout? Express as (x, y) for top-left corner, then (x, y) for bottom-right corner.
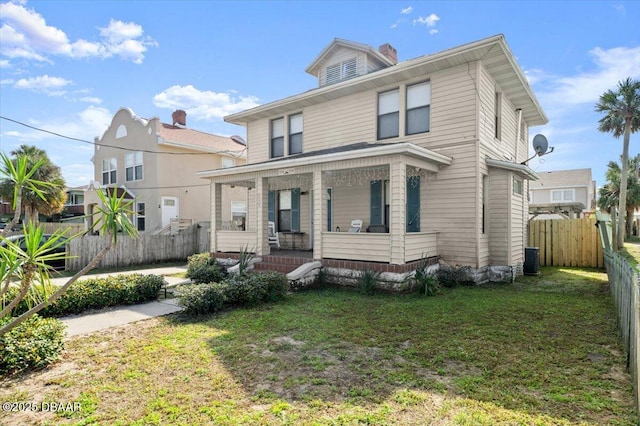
(515, 108), (525, 275)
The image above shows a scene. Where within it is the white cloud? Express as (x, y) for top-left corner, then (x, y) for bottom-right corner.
(536, 46), (640, 107)
(0, 2), (157, 64)
(153, 85), (260, 121)
(78, 96), (102, 104)
(0, 59), (10, 68)
(401, 7), (413, 14)
(14, 74), (70, 91)
(413, 13), (440, 28)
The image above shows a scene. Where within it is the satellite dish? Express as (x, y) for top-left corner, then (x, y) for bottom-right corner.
(230, 135), (246, 146)
(522, 133), (554, 165)
(532, 134), (548, 155)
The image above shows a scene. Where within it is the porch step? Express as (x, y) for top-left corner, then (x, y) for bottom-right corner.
(253, 255), (309, 274)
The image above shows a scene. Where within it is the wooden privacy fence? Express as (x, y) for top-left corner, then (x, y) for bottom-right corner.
(67, 224), (210, 270)
(604, 248), (640, 413)
(528, 218), (604, 268)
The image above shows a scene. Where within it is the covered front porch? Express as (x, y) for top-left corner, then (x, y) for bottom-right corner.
(199, 142), (452, 267)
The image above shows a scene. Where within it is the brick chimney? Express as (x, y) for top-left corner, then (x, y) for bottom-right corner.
(379, 43), (398, 65)
(172, 109), (187, 127)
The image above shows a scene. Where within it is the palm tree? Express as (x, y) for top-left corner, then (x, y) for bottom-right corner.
(598, 156), (640, 236)
(595, 77), (640, 249)
(0, 190), (138, 336)
(0, 145), (66, 225)
(0, 152), (55, 236)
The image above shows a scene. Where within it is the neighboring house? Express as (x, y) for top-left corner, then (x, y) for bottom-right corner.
(63, 186), (87, 217)
(198, 35), (548, 282)
(529, 168), (596, 220)
(85, 108), (247, 234)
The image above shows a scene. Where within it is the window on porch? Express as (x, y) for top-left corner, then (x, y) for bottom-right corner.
(269, 189), (300, 232)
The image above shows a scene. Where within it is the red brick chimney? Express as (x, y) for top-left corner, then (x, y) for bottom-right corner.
(172, 110), (187, 127)
(379, 43), (398, 65)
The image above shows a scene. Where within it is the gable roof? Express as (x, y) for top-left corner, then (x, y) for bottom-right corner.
(226, 34), (547, 127)
(304, 38), (395, 76)
(529, 168), (593, 189)
(158, 124), (246, 157)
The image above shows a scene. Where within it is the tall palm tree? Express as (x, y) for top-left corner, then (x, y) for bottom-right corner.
(0, 145), (66, 225)
(596, 77), (640, 249)
(598, 156), (640, 236)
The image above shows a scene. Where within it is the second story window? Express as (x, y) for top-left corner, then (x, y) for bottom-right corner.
(289, 113), (303, 155)
(406, 82), (431, 135)
(102, 158), (117, 185)
(135, 202), (145, 231)
(271, 118), (284, 158)
(125, 151), (143, 182)
(378, 89), (399, 140)
(551, 189), (574, 202)
(222, 158), (236, 168)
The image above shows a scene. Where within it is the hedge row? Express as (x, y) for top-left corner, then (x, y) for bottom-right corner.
(179, 272), (288, 315)
(4, 274), (165, 317)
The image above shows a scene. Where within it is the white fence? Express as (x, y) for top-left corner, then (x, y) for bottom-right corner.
(67, 224), (210, 270)
(604, 248), (640, 413)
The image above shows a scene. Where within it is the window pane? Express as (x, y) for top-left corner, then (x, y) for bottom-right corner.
(564, 190), (573, 200)
(289, 133), (303, 154)
(137, 218), (145, 231)
(135, 165), (143, 180)
(137, 203), (145, 215)
(378, 112), (399, 139)
(135, 151), (142, 163)
(102, 159), (109, 171)
(407, 82), (430, 109)
(407, 105), (430, 135)
(110, 158), (117, 169)
(271, 136), (284, 157)
(102, 172), (109, 185)
(378, 90), (399, 114)
(126, 167), (133, 181)
(222, 158), (235, 168)
(289, 114), (303, 133)
(271, 118), (284, 138)
(552, 191), (561, 201)
(125, 153), (133, 167)
(278, 210), (291, 232)
(279, 190), (292, 209)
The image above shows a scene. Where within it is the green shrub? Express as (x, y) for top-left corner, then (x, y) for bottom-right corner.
(223, 272), (288, 307)
(178, 282), (227, 315)
(436, 265), (474, 288)
(357, 270), (379, 295)
(412, 269), (440, 296)
(5, 274), (165, 317)
(0, 314), (65, 375)
(186, 253), (225, 284)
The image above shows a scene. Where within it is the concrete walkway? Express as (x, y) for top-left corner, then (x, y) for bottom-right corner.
(55, 265), (188, 337)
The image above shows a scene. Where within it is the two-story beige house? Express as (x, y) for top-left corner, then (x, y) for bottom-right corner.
(529, 168), (596, 220)
(198, 35), (548, 282)
(86, 108), (247, 234)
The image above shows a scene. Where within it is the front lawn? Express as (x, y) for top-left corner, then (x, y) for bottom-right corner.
(0, 267), (635, 425)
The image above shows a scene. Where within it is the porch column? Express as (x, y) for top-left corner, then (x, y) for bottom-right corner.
(389, 162), (406, 264)
(210, 182), (222, 253)
(255, 177), (268, 256)
(312, 169), (323, 260)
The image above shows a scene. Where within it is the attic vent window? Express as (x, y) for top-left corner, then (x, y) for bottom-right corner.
(326, 57), (357, 85)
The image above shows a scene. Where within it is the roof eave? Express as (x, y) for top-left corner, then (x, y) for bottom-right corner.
(486, 158), (539, 180)
(197, 142), (452, 179)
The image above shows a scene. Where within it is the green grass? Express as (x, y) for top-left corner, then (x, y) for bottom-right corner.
(621, 236), (640, 270)
(0, 267), (635, 425)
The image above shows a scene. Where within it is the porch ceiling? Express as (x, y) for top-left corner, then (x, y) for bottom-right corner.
(197, 142), (452, 181)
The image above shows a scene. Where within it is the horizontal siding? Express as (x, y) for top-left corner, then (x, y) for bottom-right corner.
(488, 169), (509, 264)
(216, 231), (258, 252)
(331, 180), (375, 231)
(247, 120), (269, 164)
(405, 232), (438, 262)
(322, 233), (390, 262)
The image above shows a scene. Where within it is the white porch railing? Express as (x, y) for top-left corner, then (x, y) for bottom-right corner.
(405, 231), (438, 262)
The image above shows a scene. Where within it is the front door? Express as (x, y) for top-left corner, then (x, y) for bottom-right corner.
(161, 196), (179, 228)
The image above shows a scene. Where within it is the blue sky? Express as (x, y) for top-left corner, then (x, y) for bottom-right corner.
(0, 0), (638, 190)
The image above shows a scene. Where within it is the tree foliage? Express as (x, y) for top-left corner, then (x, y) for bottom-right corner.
(0, 145), (66, 225)
(595, 77), (640, 248)
(597, 156), (640, 236)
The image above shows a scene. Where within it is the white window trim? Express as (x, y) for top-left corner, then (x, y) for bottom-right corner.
(102, 158), (117, 185)
(551, 189), (575, 202)
(125, 152), (143, 182)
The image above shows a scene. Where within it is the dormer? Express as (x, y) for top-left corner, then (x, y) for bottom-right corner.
(305, 38), (397, 87)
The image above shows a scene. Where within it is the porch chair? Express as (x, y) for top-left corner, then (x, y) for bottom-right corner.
(268, 221), (280, 249)
(349, 219), (363, 233)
